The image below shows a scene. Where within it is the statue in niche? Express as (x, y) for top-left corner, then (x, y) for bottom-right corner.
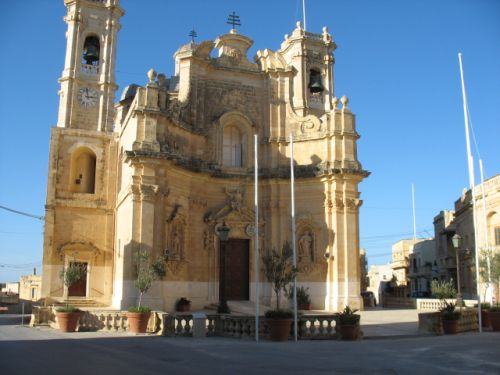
(298, 231), (314, 263)
(167, 219), (185, 261)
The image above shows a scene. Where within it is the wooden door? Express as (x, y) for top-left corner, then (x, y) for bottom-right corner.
(222, 239), (249, 300)
(68, 262), (87, 297)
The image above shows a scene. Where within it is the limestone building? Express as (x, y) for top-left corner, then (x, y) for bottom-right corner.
(41, 0), (368, 312)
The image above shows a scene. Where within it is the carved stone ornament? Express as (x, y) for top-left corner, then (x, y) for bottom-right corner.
(287, 106), (322, 135)
(204, 187), (256, 240)
(335, 198), (344, 209)
(345, 198), (362, 211)
(56, 241), (101, 261)
(245, 224), (256, 237)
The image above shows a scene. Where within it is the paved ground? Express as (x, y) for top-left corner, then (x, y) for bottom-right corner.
(1, 311), (499, 375)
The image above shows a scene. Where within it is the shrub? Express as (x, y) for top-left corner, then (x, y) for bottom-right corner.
(127, 306), (152, 314)
(55, 306), (81, 313)
(263, 242), (298, 312)
(431, 279), (457, 299)
(334, 306), (360, 326)
(440, 301), (460, 320)
(131, 250), (166, 309)
(265, 309), (294, 319)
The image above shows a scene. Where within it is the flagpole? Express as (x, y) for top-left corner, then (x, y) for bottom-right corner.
(254, 134), (260, 342)
(412, 183), (417, 244)
(290, 134), (298, 342)
(302, 0), (307, 31)
(458, 52), (482, 332)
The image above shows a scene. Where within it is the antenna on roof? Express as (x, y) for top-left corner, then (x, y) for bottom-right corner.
(188, 28), (197, 43)
(227, 11), (241, 32)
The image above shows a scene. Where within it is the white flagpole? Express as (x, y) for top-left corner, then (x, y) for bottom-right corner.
(254, 134), (260, 342)
(290, 134), (298, 342)
(302, 0), (307, 31)
(458, 52), (482, 332)
(479, 160), (492, 304)
(412, 183), (417, 244)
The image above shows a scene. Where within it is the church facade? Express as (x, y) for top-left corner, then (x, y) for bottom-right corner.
(41, 0), (369, 312)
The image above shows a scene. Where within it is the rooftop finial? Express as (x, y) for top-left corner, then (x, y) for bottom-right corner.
(188, 28), (197, 43)
(227, 11), (241, 32)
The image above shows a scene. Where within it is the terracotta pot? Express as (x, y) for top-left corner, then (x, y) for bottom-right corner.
(56, 311), (81, 332)
(489, 311), (500, 331)
(127, 312), (151, 334)
(340, 324), (359, 341)
(177, 303), (191, 312)
(442, 318), (459, 334)
(298, 303), (311, 311)
(267, 319), (292, 341)
(481, 310), (491, 328)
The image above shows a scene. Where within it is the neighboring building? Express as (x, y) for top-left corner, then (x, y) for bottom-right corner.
(390, 239), (416, 286)
(359, 249), (368, 292)
(408, 239), (436, 296)
(433, 210), (456, 282)
(367, 264), (392, 305)
(1, 282), (19, 295)
(453, 174), (500, 301)
(20, 269), (42, 301)
(41, 0), (368, 311)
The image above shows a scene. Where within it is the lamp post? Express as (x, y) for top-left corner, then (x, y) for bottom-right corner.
(217, 222), (231, 314)
(452, 234), (462, 306)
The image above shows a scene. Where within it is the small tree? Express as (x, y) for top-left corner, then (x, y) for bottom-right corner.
(263, 242), (298, 311)
(431, 279), (457, 300)
(59, 262), (86, 309)
(132, 250), (166, 310)
(479, 249), (500, 300)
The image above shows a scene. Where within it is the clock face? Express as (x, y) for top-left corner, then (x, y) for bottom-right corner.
(77, 87), (98, 107)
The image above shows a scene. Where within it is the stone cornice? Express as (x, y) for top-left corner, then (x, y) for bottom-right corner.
(125, 149), (369, 180)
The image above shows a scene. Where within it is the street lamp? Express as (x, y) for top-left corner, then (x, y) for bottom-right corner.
(452, 234), (462, 305)
(217, 222), (231, 314)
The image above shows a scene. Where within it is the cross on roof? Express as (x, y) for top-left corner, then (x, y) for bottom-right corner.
(188, 28), (197, 43)
(226, 11), (241, 30)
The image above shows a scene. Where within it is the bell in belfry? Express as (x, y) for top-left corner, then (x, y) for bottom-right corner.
(309, 70), (324, 93)
(83, 37), (100, 65)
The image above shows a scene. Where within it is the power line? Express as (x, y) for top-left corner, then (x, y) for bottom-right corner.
(0, 205), (44, 221)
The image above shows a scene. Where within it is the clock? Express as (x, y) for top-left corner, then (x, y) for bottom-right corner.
(77, 87), (98, 107)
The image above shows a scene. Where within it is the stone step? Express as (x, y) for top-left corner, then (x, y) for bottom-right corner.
(53, 299), (107, 308)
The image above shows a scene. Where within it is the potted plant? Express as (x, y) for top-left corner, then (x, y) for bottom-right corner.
(56, 262), (86, 332)
(476, 302), (491, 328)
(175, 297), (191, 312)
(263, 242), (298, 341)
(127, 250), (166, 334)
(489, 304), (500, 331)
(288, 286), (311, 310)
(334, 306), (360, 341)
(440, 301), (460, 334)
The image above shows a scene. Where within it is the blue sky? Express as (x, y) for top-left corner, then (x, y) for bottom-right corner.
(1, 0), (499, 282)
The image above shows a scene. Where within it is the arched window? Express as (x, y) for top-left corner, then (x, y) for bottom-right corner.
(222, 126), (243, 167)
(69, 148), (96, 194)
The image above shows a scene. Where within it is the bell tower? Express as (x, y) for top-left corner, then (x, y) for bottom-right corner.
(279, 21), (336, 116)
(57, 0), (124, 132)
